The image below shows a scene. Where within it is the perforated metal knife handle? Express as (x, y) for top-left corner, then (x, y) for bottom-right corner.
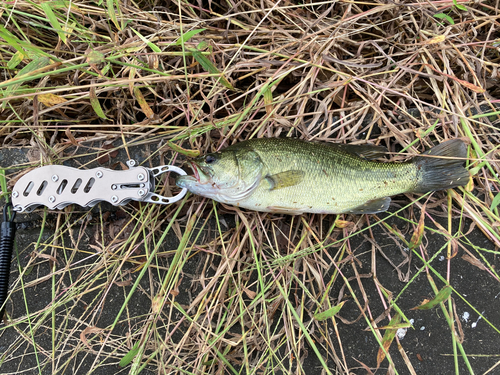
(11, 162), (187, 212)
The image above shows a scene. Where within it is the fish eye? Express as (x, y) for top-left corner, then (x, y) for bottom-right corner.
(205, 155), (217, 164)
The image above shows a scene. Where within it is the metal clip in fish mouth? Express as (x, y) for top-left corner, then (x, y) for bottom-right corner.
(11, 160), (188, 213)
(139, 163), (188, 205)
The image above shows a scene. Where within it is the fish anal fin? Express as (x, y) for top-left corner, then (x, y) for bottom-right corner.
(265, 170), (304, 190)
(347, 197), (391, 214)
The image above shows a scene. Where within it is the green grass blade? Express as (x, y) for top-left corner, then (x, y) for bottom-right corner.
(0, 25), (28, 57)
(1, 56), (51, 109)
(191, 49), (234, 90)
(40, 2), (66, 44)
(119, 341), (141, 367)
(132, 28), (161, 53)
(173, 28), (206, 46)
(314, 301), (345, 321)
(7, 50), (25, 70)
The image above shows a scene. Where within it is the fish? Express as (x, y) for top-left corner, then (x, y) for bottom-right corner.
(176, 138), (468, 215)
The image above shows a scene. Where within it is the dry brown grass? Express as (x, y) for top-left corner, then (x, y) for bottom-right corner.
(1, 0), (500, 374)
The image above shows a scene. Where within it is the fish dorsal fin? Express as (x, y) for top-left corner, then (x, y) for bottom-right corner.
(346, 197), (391, 214)
(265, 170), (304, 190)
(335, 144), (387, 160)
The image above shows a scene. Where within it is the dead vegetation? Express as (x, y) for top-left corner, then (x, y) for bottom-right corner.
(1, 0), (500, 374)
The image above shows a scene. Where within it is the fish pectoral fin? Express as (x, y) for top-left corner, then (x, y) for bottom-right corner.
(347, 197), (391, 214)
(336, 144), (387, 160)
(265, 170), (304, 190)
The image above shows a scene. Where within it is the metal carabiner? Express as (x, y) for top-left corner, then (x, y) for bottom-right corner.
(140, 164), (188, 205)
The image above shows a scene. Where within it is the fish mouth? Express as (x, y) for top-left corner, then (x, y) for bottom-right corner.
(188, 161), (212, 184)
(190, 161), (201, 182)
(176, 161), (219, 195)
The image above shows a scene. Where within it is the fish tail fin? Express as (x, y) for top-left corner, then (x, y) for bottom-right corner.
(412, 139), (469, 193)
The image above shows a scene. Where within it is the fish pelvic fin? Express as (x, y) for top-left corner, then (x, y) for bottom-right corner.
(265, 170), (305, 190)
(412, 139), (469, 193)
(346, 197), (391, 214)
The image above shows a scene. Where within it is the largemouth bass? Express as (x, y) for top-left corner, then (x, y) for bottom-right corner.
(176, 138), (468, 215)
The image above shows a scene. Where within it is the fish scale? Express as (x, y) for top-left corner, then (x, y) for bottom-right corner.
(237, 138), (418, 214)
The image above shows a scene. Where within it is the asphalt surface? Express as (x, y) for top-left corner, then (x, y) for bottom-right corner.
(1, 141), (499, 375)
